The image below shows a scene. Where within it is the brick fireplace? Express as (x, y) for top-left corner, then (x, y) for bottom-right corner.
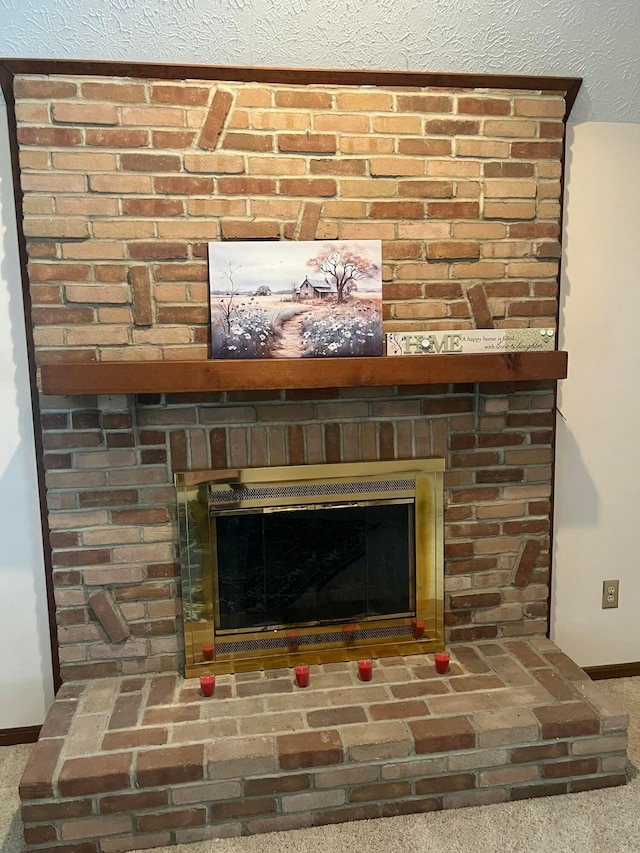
(2, 59), (627, 852)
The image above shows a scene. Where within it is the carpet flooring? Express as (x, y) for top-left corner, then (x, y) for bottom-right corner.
(2, 677), (639, 853)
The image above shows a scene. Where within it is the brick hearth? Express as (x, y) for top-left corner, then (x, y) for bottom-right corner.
(19, 639), (629, 851)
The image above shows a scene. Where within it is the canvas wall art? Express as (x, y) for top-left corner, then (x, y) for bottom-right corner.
(207, 240), (382, 359)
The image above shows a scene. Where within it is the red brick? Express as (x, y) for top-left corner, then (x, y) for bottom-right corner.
(485, 162), (535, 179)
(315, 804), (380, 825)
(416, 773), (476, 794)
(58, 752), (133, 796)
(198, 89), (233, 150)
(217, 177), (275, 195)
(280, 178), (336, 196)
(102, 728), (168, 751)
(278, 730), (343, 770)
(121, 153), (181, 172)
(307, 707), (367, 728)
(152, 85), (210, 105)
(570, 774), (626, 793)
(275, 90), (332, 109)
(534, 703), (600, 739)
(22, 799), (92, 822)
(398, 138), (451, 155)
(23, 826), (58, 845)
(310, 159), (366, 175)
(458, 97), (510, 115)
(409, 716), (475, 754)
(135, 744), (204, 787)
(212, 798), (276, 820)
(222, 132), (273, 151)
(220, 220), (280, 240)
(397, 94), (453, 112)
(381, 797), (442, 817)
(543, 758), (599, 779)
(244, 774), (311, 796)
(155, 176), (214, 194)
(369, 700), (429, 720)
(510, 781), (567, 800)
(450, 592), (501, 610)
(426, 241), (480, 260)
(153, 130), (197, 148)
(18, 127), (82, 146)
(425, 118), (480, 135)
(137, 807), (206, 832)
(370, 201), (424, 218)
(53, 549), (110, 567)
(86, 129), (149, 147)
(350, 781), (411, 802)
(129, 242), (188, 260)
(450, 625), (499, 641)
(427, 201), (480, 218)
(513, 539), (541, 587)
(511, 742), (568, 763)
(88, 590), (130, 644)
(398, 181), (454, 198)
(15, 78), (77, 98)
(279, 133), (336, 154)
(468, 283), (495, 329)
(99, 790), (169, 814)
(511, 141), (563, 159)
(19, 738), (64, 799)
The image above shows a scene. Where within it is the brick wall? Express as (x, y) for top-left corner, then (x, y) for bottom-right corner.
(11, 72), (565, 680)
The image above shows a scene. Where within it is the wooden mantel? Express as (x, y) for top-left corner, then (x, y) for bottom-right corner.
(40, 351), (568, 396)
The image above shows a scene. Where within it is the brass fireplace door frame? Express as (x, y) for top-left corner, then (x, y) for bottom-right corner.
(176, 459), (444, 676)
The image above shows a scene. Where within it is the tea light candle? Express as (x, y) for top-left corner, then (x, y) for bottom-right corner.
(295, 665), (309, 687)
(358, 659), (373, 681)
(434, 651), (450, 674)
(200, 674), (215, 696)
(201, 642), (214, 661)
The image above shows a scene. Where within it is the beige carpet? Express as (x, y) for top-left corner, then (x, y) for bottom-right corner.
(2, 677), (640, 853)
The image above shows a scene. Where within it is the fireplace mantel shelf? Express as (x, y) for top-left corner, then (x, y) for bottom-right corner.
(40, 351), (568, 396)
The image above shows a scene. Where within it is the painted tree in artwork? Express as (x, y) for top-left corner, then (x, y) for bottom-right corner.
(307, 243), (379, 304)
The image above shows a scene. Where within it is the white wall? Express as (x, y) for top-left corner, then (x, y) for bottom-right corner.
(0, 98), (55, 728)
(551, 122), (640, 667)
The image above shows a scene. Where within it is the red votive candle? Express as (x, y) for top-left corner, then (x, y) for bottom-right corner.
(201, 642), (214, 661)
(295, 665), (309, 688)
(200, 674), (215, 696)
(434, 651), (450, 674)
(358, 660), (373, 681)
(412, 618), (425, 639)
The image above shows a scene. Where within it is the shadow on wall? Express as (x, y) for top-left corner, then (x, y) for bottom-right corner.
(553, 414), (599, 527)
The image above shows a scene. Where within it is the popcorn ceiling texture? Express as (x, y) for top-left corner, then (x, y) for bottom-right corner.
(1, 0), (639, 124)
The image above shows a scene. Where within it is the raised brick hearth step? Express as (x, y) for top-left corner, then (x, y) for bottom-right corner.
(19, 639), (629, 852)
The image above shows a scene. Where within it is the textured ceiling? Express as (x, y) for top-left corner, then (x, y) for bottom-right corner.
(0, 0), (638, 123)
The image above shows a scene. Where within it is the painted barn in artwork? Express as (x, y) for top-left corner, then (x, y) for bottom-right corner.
(295, 276), (337, 301)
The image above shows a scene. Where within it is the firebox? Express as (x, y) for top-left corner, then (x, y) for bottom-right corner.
(176, 459), (444, 676)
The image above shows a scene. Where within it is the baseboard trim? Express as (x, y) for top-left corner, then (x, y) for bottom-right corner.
(0, 725), (41, 746)
(584, 662), (640, 680)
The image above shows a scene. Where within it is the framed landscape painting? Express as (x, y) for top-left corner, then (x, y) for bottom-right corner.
(207, 240), (382, 359)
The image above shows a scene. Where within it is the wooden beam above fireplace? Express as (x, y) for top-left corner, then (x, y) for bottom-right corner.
(40, 351), (567, 396)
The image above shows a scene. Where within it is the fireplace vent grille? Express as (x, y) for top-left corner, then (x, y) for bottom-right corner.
(209, 478), (415, 505)
(216, 623), (415, 654)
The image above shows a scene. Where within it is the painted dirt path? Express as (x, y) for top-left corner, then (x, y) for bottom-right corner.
(271, 311), (310, 357)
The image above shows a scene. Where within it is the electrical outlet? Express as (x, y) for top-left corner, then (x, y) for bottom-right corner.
(602, 580), (619, 609)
